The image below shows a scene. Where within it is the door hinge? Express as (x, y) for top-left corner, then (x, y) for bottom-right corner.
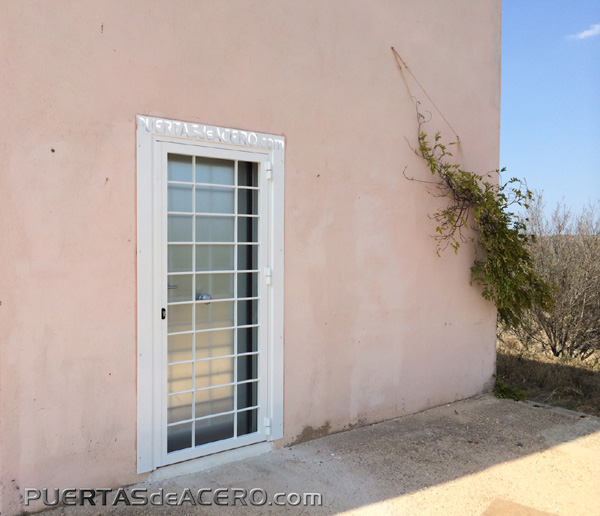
(266, 161), (273, 181)
(264, 266), (272, 285)
(264, 417), (272, 436)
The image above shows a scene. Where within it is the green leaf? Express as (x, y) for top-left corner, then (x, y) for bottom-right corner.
(406, 104), (554, 326)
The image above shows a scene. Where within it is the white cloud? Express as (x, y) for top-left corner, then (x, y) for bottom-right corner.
(568, 23), (600, 40)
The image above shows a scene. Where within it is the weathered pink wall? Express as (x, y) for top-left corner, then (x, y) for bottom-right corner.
(0, 1), (501, 513)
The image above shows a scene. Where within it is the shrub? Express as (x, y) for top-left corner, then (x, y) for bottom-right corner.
(511, 197), (600, 360)
(409, 106), (553, 326)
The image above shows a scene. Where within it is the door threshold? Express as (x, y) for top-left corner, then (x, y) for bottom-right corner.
(148, 441), (273, 483)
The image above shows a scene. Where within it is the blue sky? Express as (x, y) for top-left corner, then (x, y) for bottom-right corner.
(501, 1), (600, 215)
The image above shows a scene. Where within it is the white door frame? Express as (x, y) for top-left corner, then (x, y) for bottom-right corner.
(136, 116), (284, 473)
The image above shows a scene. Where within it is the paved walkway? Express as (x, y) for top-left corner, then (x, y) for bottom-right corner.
(48, 396), (600, 515)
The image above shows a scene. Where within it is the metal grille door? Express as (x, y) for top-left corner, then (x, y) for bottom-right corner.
(164, 153), (265, 457)
(136, 117), (283, 473)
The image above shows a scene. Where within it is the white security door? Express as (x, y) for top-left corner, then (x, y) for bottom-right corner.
(137, 117), (284, 473)
(160, 145), (269, 465)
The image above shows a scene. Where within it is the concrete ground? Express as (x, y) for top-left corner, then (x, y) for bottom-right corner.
(46, 395), (600, 516)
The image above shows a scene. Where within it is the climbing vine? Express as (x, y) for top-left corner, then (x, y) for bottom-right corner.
(408, 102), (553, 326)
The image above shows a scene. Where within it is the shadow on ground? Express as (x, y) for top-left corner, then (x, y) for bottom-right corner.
(497, 351), (600, 417)
(48, 396), (600, 515)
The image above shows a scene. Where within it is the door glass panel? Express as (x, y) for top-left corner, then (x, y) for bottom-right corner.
(238, 217), (258, 243)
(237, 381), (258, 410)
(167, 304), (193, 333)
(237, 409), (258, 436)
(195, 357), (234, 389)
(195, 157), (234, 185)
(238, 300), (258, 326)
(238, 161), (258, 187)
(196, 245), (234, 271)
(166, 154), (263, 456)
(168, 245), (193, 273)
(237, 354), (258, 382)
(168, 362), (193, 394)
(196, 274), (234, 300)
(196, 186), (234, 214)
(168, 184), (193, 212)
(237, 327), (258, 354)
(196, 216), (234, 242)
(196, 329), (234, 359)
(168, 392), (193, 424)
(196, 301), (234, 330)
(195, 385), (234, 418)
(195, 414), (234, 446)
(238, 189), (258, 215)
(168, 333), (193, 363)
(237, 273), (258, 299)
(167, 422), (192, 453)
(168, 274), (193, 303)
(168, 215), (193, 242)
(168, 154), (193, 182)
(238, 245), (258, 271)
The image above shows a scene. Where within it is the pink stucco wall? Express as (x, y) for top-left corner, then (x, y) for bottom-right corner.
(0, 1), (501, 513)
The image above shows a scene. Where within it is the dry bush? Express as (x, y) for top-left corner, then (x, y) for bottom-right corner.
(510, 196), (600, 360)
(496, 196), (600, 414)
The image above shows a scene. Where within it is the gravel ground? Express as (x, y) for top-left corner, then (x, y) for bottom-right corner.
(39, 395), (600, 516)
